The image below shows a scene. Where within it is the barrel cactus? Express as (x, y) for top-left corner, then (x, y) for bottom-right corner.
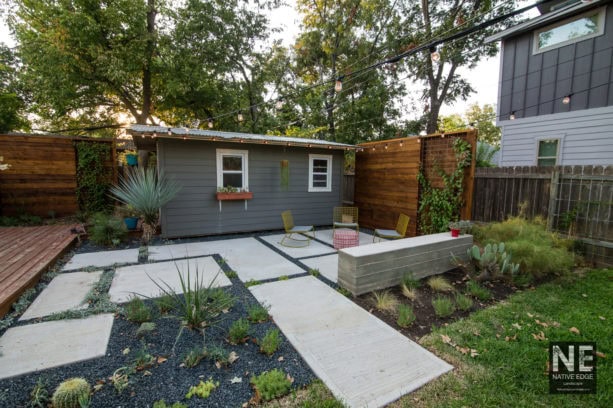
(51, 378), (90, 408)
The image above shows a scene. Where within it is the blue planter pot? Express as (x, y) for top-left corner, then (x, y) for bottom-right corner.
(124, 217), (139, 230)
(126, 154), (138, 166)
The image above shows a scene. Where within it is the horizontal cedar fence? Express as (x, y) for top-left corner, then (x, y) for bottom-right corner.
(0, 133), (116, 217)
(472, 165), (613, 266)
(354, 130), (476, 237)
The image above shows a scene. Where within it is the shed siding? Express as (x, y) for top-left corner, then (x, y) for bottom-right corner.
(498, 5), (613, 120)
(158, 139), (344, 238)
(498, 105), (613, 166)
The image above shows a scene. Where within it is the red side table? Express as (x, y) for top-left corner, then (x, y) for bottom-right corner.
(333, 229), (359, 249)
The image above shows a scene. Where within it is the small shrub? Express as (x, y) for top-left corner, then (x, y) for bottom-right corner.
(225, 270), (238, 279)
(466, 280), (492, 300)
(51, 378), (90, 408)
(455, 293), (474, 311)
(396, 304), (416, 328)
(401, 271), (421, 289)
(371, 291), (399, 312)
(250, 369), (292, 401)
(207, 288), (237, 310)
(228, 318), (250, 344)
(182, 346), (205, 368)
(427, 276), (454, 292)
(309, 268), (320, 277)
(245, 279), (262, 287)
(154, 294), (174, 314)
(259, 329), (282, 356)
(336, 286), (351, 297)
(247, 303), (270, 323)
(278, 275), (289, 281)
(124, 296), (152, 323)
(185, 378), (219, 399)
(206, 343), (230, 366)
(136, 322), (156, 338)
(133, 346), (155, 370)
(432, 296), (456, 317)
(29, 377), (49, 408)
(153, 400), (188, 408)
(400, 283), (418, 301)
(88, 212), (126, 247)
(111, 367), (132, 394)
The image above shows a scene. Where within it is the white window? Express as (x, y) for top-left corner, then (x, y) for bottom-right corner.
(308, 154), (332, 192)
(216, 149), (249, 190)
(537, 139), (559, 166)
(533, 6), (606, 54)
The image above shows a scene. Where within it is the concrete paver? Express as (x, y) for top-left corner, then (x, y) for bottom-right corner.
(20, 271), (102, 320)
(250, 277), (453, 408)
(0, 314), (115, 380)
(109, 256), (230, 303)
(62, 248), (138, 271)
(259, 234), (335, 259)
(301, 254), (339, 282)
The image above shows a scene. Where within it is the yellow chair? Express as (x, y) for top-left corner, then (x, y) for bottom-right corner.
(373, 214), (410, 242)
(333, 207), (359, 233)
(281, 210), (315, 247)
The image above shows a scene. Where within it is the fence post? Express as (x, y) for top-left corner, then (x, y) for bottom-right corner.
(547, 168), (560, 230)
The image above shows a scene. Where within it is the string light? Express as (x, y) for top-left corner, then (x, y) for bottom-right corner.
(335, 76), (344, 93)
(562, 95), (571, 104)
(238, 111), (244, 122)
(167, 128), (172, 135)
(384, 143), (388, 149)
(441, 133), (445, 138)
(430, 46), (440, 63)
(399, 140), (404, 147)
(509, 112), (516, 120)
(276, 99), (284, 109)
(208, 119), (213, 129)
(152, 132), (157, 138)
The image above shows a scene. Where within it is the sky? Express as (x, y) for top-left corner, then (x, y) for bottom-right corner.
(0, 2), (537, 121)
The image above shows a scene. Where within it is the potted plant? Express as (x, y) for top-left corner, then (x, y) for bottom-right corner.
(117, 205), (139, 231)
(449, 221), (461, 237)
(125, 151), (138, 166)
(216, 186), (253, 201)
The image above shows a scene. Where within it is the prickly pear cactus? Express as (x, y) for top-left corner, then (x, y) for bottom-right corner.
(51, 378), (90, 408)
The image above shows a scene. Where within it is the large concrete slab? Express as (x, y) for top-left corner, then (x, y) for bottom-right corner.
(301, 254), (339, 283)
(109, 257), (231, 303)
(315, 228), (378, 247)
(250, 277), (453, 408)
(0, 314), (114, 380)
(148, 240), (227, 261)
(62, 248), (139, 271)
(259, 234), (335, 259)
(20, 271), (102, 320)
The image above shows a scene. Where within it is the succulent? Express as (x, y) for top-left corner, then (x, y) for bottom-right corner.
(467, 242), (519, 281)
(51, 378), (90, 408)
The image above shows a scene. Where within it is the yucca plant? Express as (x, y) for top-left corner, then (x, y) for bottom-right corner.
(110, 167), (181, 243)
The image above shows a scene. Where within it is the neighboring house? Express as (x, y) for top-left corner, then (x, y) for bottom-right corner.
(486, 0), (613, 167)
(130, 125), (355, 238)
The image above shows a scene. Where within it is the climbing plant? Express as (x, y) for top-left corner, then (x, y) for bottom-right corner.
(75, 141), (113, 214)
(417, 137), (472, 234)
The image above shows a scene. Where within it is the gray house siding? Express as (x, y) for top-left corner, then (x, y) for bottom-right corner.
(498, 105), (613, 166)
(158, 139), (344, 238)
(498, 4), (613, 121)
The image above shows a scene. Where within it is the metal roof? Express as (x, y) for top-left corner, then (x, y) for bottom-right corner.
(485, 0), (607, 43)
(128, 124), (357, 151)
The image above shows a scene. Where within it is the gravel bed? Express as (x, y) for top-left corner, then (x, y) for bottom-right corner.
(0, 258), (316, 407)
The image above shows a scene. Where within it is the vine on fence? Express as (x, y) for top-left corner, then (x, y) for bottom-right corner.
(75, 141), (113, 214)
(417, 137), (471, 234)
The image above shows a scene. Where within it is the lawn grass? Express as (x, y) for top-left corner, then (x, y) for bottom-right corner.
(390, 268), (612, 408)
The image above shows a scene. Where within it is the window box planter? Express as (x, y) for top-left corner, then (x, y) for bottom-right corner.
(216, 192), (253, 201)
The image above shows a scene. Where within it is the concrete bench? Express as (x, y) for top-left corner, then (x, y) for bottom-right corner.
(338, 232), (473, 296)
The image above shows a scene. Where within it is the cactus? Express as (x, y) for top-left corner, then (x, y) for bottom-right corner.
(467, 242), (520, 281)
(51, 378), (90, 408)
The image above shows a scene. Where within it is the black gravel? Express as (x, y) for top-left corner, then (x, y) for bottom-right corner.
(0, 256), (316, 407)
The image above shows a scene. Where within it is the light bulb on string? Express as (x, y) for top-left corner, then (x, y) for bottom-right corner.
(208, 119), (213, 129)
(276, 99), (284, 110)
(238, 111), (244, 122)
(429, 46), (440, 63)
(562, 95), (571, 105)
(334, 77), (343, 93)
(509, 112), (516, 120)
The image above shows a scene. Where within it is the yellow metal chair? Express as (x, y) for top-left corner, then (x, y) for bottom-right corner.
(373, 213), (410, 242)
(281, 210), (315, 247)
(333, 207), (359, 233)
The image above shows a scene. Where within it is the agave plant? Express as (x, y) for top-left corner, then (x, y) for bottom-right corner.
(110, 167), (180, 243)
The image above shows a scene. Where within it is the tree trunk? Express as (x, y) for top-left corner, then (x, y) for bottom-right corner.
(140, 0), (156, 124)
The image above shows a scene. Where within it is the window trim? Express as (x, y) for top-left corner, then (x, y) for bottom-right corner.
(216, 149), (249, 190)
(308, 154), (332, 192)
(535, 138), (561, 166)
(532, 6), (606, 55)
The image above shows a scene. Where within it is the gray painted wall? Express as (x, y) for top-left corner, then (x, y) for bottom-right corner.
(498, 4), (613, 121)
(498, 105), (613, 166)
(158, 139), (345, 238)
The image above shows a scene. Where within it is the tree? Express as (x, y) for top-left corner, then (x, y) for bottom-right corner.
(0, 44), (29, 132)
(397, 0), (518, 133)
(438, 113), (465, 132)
(465, 103), (500, 145)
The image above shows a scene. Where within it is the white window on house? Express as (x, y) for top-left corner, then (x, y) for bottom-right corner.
(533, 6), (606, 54)
(537, 139), (559, 166)
(308, 154), (332, 192)
(216, 149), (249, 190)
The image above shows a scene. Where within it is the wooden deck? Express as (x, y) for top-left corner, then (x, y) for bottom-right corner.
(0, 225), (79, 318)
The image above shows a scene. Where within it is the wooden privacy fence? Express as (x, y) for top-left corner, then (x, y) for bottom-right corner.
(0, 133), (116, 217)
(354, 130), (477, 237)
(472, 165), (613, 266)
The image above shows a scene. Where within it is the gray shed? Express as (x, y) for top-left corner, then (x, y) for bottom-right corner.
(130, 125), (356, 238)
